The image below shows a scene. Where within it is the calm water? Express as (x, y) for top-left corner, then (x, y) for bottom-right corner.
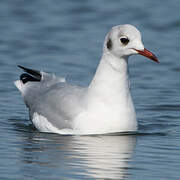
(0, 0), (180, 179)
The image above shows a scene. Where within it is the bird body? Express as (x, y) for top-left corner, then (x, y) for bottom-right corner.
(15, 24), (158, 135)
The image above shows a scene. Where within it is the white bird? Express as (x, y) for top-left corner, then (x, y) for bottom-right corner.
(15, 24), (158, 135)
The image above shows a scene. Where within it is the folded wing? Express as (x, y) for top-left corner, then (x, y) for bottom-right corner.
(14, 66), (85, 132)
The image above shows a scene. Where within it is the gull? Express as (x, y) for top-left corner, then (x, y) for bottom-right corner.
(14, 24), (158, 135)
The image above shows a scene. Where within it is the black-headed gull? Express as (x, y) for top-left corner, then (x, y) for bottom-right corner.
(15, 24), (158, 135)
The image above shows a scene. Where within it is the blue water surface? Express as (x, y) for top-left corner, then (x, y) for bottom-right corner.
(0, 0), (180, 179)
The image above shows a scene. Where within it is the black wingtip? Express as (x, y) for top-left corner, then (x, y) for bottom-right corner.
(18, 65), (42, 83)
(18, 65), (23, 69)
(20, 73), (40, 84)
(18, 65), (26, 71)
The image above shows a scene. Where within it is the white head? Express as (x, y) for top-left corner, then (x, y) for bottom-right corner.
(104, 24), (158, 63)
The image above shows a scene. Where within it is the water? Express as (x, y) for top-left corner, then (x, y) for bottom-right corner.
(0, 0), (180, 179)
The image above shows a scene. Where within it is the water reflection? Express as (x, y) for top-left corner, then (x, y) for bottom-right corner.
(71, 135), (136, 179)
(20, 133), (136, 179)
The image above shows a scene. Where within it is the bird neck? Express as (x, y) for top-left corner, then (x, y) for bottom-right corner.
(88, 52), (131, 104)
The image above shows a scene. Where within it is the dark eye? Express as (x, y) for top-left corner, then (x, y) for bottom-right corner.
(120, 37), (129, 45)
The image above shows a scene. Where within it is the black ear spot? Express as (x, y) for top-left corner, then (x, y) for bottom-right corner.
(107, 38), (112, 50)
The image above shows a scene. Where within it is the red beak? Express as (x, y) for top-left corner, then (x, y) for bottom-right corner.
(134, 48), (159, 63)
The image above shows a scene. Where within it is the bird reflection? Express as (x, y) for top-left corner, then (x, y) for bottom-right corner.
(20, 133), (136, 180)
(71, 135), (136, 179)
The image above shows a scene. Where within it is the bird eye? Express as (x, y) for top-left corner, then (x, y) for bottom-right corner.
(120, 37), (129, 45)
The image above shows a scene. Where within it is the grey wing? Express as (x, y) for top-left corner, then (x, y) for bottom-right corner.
(30, 83), (86, 129)
(15, 67), (86, 130)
